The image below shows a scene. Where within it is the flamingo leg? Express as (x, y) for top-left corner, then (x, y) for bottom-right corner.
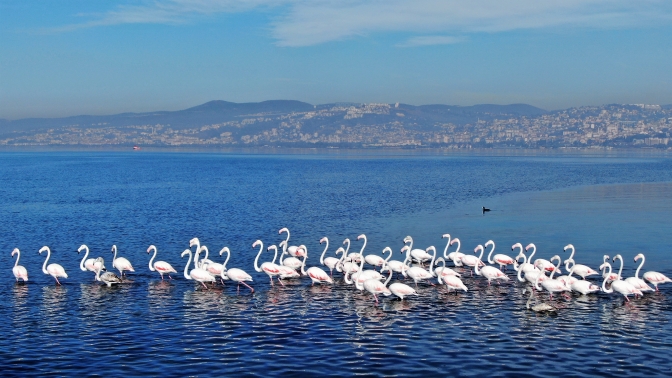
(278, 278), (285, 286)
(201, 281), (209, 289)
(374, 294), (379, 304)
(54, 277), (61, 285)
(241, 281), (254, 293)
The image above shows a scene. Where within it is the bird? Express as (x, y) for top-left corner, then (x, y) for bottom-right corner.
(458, 244), (485, 275)
(345, 263), (390, 304)
(434, 257), (468, 293)
(525, 289), (557, 313)
(527, 243), (561, 274)
(111, 245), (135, 277)
(446, 236), (465, 267)
(38, 246), (68, 285)
(94, 266), (122, 287)
(299, 245), (333, 285)
(635, 253), (672, 291)
(219, 247), (254, 293)
(11, 248), (28, 282)
(485, 240), (515, 271)
(319, 237), (342, 276)
(279, 241), (303, 270)
(568, 263), (601, 295)
(380, 246), (409, 279)
(402, 246), (437, 287)
(253, 240), (283, 286)
(474, 245), (509, 286)
(563, 244), (598, 279)
(198, 246), (226, 283)
(147, 245), (178, 280)
(279, 228), (306, 258)
(363, 238), (386, 270)
(181, 248), (215, 289)
(534, 255), (570, 300)
(403, 235), (432, 266)
(614, 254), (653, 295)
(600, 261), (642, 302)
(77, 244), (104, 279)
(600, 255), (620, 283)
(348, 234), (369, 264)
(482, 206), (491, 213)
(516, 252), (547, 288)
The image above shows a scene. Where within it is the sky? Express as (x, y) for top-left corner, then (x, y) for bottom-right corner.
(1, 0), (672, 119)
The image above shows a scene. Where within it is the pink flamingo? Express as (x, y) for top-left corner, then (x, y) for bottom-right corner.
(534, 255), (570, 300)
(563, 244), (598, 279)
(181, 248), (215, 289)
(253, 240), (283, 286)
(527, 243), (561, 274)
(11, 248), (28, 282)
(299, 245), (333, 285)
(403, 235), (432, 266)
(446, 237), (465, 267)
(278, 228), (306, 258)
(111, 245), (135, 277)
(601, 261), (642, 302)
(77, 245), (104, 280)
(147, 245), (178, 280)
(485, 240), (515, 271)
(320, 237), (342, 276)
(403, 246), (436, 287)
(219, 247), (254, 293)
(434, 257), (468, 293)
(39, 246), (68, 285)
(474, 245), (509, 286)
(634, 253), (672, 291)
(345, 263), (391, 304)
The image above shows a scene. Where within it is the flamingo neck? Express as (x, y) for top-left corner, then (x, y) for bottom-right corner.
(301, 254), (307, 276)
(41, 248), (50, 274)
(79, 246), (89, 271)
(280, 229), (290, 252)
(567, 246), (575, 261)
(383, 260), (393, 286)
(183, 251), (192, 279)
(319, 238), (329, 265)
(635, 255), (645, 279)
(222, 248), (231, 269)
(442, 236), (451, 259)
(436, 258), (446, 284)
(95, 266), (102, 281)
(13, 250), (20, 267)
(549, 258), (560, 280)
(270, 246), (278, 265)
(527, 245), (536, 262)
(148, 246), (157, 271)
(358, 236), (367, 255)
(253, 242), (264, 272)
(615, 255), (624, 279)
(428, 247), (437, 275)
(453, 239), (461, 253)
(535, 266), (543, 290)
(112, 245), (118, 262)
(475, 246), (484, 276)
(517, 254), (527, 282)
(602, 264), (613, 293)
(384, 248), (393, 264)
(486, 242), (495, 264)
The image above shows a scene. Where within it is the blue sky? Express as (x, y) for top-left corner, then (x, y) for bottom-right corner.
(1, 0), (672, 119)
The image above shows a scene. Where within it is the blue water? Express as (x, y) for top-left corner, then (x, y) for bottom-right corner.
(2, 151), (672, 376)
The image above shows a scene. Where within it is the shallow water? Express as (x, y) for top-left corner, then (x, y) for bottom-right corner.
(1, 151), (672, 376)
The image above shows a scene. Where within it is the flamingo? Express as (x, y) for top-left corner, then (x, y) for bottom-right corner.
(474, 245), (509, 286)
(404, 235), (432, 265)
(385, 257), (417, 300)
(253, 240), (283, 286)
(198, 246), (225, 283)
(363, 236), (386, 270)
(513, 243), (535, 272)
(111, 245), (134, 277)
(535, 255), (570, 300)
(94, 265), (122, 287)
(527, 243), (560, 274)
(432, 247), (461, 279)
(219, 247), (254, 293)
(485, 240), (515, 271)
(347, 234), (368, 264)
(516, 252), (547, 288)
(11, 248), (28, 282)
(350, 245), (385, 287)
(147, 245), (178, 280)
(568, 264), (600, 295)
(563, 244), (598, 279)
(181, 248), (215, 289)
(403, 246), (437, 288)
(601, 255), (620, 282)
(279, 228), (306, 258)
(525, 289), (557, 313)
(614, 254), (653, 295)
(38, 246), (68, 285)
(511, 242), (525, 271)
(345, 262), (391, 304)
(279, 241), (303, 270)
(271, 245), (300, 283)
(458, 244), (485, 276)
(601, 261), (642, 302)
(77, 245), (104, 279)
(447, 237), (465, 267)
(381, 246), (409, 279)
(320, 237), (341, 276)
(635, 253), (672, 291)
(299, 245), (333, 285)
(435, 257), (468, 293)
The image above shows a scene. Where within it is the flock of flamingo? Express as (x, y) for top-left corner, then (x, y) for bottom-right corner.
(9, 227), (672, 310)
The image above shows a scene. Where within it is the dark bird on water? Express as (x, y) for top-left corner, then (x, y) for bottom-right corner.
(482, 206), (491, 214)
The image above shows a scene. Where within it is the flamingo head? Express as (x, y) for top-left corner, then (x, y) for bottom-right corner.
(219, 247), (230, 256)
(382, 247), (392, 255)
(296, 245), (307, 257)
(634, 253), (644, 262)
(403, 236), (412, 243)
(603, 255), (610, 262)
(335, 247), (345, 256)
(474, 245), (484, 254)
(77, 244), (87, 253)
(426, 246), (436, 253)
(400, 245), (409, 253)
(563, 244), (574, 251)
(511, 242), (523, 251)
(442, 233), (450, 239)
(278, 227), (289, 234)
(188, 238), (199, 247)
(39, 246), (49, 254)
(342, 238), (350, 245)
(111, 245), (117, 253)
(180, 249), (190, 258)
(147, 245), (156, 254)
(525, 243), (535, 251)
(357, 234), (366, 241)
(267, 245), (277, 252)
(11, 248), (19, 256)
(319, 237), (327, 244)
(612, 254), (622, 263)
(252, 240), (262, 248)
(599, 262), (608, 271)
(550, 255), (561, 264)
(450, 238), (460, 246)
(485, 240), (494, 248)
(435, 257), (444, 266)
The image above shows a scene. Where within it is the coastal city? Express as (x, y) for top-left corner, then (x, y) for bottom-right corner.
(2, 103), (671, 149)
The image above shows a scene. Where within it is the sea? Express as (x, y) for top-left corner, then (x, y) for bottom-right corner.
(1, 149), (671, 377)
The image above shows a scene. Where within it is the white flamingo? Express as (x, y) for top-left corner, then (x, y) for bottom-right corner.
(39, 246), (68, 285)
(601, 255), (620, 282)
(111, 245), (134, 277)
(535, 255), (570, 300)
(181, 248), (215, 289)
(350, 246), (385, 287)
(404, 235), (432, 265)
(146, 245), (178, 280)
(345, 262), (391, 304)
(635, 253), (672, 291)
(363, 236), (386, 270)
(381, 246), (409, 279)
(198, 246), (225, 283)
(279, 241), (303, 270)
(94, 265), (122, 287)
(568, 264), (600, 295)
(511, 242), (525, 271)
(563, 244), (598, 279)
(320, 237), (341, 276)
(474, 245), (509, 286)
(279, 228), (306, 258)
(11, 248), (28, 282)
(458, 244), (485, 276)
(614, 254), (653, 295)
(347, 234), (368, 264)
(403, 246), (437, 287)
(516, 252), (547, 288)
(447, 237), (465, 267)
(337, 238), (360, 275)
(387, 261), (418, 301)
(299, 245), (333, 285)
(219, 247), (254, 293)
(601, 261), (642, 302)
(527, 243), (560, 274)
(435, 257), (468, 293)
(271, 245), (300, 282)
(485, 240), (515, 270)
(513, 243), (536, 272)
(77, 245), (104, 279)
(253, 240), (283, 286)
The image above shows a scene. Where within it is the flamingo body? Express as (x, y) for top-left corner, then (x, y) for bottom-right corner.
(13, 266), (28, 282)
(306, 267), (333, 285)
(388, 282), (417, 300)
(643, 271), (672, 291)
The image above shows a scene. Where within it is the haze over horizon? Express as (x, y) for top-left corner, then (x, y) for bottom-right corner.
(2, 1), (672, 119)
